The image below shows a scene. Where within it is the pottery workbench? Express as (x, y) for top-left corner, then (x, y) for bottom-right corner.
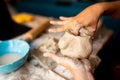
(0, 13), (113, 80)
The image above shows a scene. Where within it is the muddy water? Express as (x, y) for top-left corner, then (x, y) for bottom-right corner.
(0, 53), (22, 65)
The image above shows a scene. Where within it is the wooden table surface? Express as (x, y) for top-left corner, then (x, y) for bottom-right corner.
(0, 13), (114, 80)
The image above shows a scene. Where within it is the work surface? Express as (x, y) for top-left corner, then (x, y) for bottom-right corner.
(0, 13), (113, 80)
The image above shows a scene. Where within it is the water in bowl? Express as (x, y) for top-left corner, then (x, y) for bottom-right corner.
(0, 53), (22, 65)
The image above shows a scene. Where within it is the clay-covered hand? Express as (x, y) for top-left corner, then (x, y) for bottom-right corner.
(44, 53), (94, 80)
(49, 3), (103, 35)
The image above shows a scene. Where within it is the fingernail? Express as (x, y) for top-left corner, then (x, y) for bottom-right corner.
(59, 16), (63, 19)
(50, 21), (54, 24)
(43, 53), (48, 57)
(48, 29), (56, 32)
(48, 29), (52, 32)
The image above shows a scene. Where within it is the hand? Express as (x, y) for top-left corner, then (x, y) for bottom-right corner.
(49, 4), (103, 35)
(44, 53), (94, 80)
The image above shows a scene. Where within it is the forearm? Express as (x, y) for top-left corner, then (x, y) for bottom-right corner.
(78, 1), (120, 19)
(97, 1), (120, 18)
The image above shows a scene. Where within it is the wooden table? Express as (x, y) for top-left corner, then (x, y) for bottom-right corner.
(0, 13), (113, 80)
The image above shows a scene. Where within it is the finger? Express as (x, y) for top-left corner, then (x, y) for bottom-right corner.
(81, 59), (91, 71)
(59, 16), (72, 20)
(85, 25), (96, 36)
(68, 28), (79, 36)
(81, 59), (95, 80)
(87, 26), (96, 32)
(81, 59), (94, 80)
(68, 24), (83, 35)
(48, 27), (66, 32)
(50, 20), (66, 25)
(74, 24), (83, 35)
(43, 53), (61, 64)
(44, 53), (77, 67)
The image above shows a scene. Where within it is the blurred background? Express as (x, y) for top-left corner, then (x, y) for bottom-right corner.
(3, 0), (120, 80)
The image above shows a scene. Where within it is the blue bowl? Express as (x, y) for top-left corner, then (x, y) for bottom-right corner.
(0, 40), (30, 74)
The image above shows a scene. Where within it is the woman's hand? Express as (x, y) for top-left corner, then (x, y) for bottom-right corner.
(44, 53), (94, 80)
(49, 3), (104, 35)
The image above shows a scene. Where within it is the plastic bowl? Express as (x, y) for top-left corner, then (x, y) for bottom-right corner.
(0, 40), (30, 74)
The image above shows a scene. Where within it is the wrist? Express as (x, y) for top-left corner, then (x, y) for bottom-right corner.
(91, 3), (105, 17)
